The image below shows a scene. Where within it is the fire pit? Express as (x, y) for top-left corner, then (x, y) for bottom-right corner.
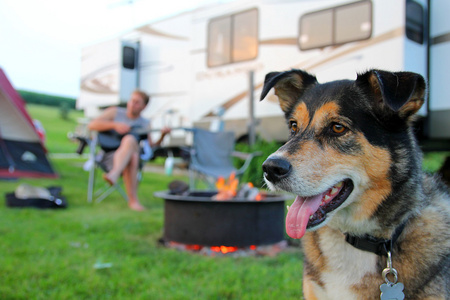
(154, 190), (287, 254)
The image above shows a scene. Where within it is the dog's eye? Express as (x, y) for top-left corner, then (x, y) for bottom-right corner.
(331, 123), (347, 135)
(290, 121), (298, 134)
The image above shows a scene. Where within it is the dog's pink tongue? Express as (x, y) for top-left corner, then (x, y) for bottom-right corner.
(286, 193), (326, 239)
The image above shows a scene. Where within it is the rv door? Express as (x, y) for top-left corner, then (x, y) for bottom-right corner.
(120, 41), (140, 103)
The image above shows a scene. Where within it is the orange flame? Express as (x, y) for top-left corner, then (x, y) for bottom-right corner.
(213, 172), (264, 201)
(213, 172), (239, 200)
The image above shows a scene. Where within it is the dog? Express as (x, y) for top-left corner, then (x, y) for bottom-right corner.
(260, 69), (450, 299)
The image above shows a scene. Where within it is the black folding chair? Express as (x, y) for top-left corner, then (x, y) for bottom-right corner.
(83, 131), (152, 203)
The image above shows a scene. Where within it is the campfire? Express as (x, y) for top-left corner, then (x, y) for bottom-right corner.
(213, 172), (263, 201)
(155, 174), (287, 257)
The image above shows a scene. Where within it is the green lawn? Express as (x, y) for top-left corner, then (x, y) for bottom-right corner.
(0, 105), (303, 299)
(1, 104), (447, 299)
(29, 104), (84, 153)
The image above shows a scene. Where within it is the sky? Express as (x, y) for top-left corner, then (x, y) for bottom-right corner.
(0, 0), (230, 98)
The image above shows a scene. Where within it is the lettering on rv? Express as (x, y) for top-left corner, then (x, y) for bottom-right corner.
(196, 62), (264, 81)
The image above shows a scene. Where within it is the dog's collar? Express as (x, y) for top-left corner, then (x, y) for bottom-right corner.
(345, 221), (407, 257)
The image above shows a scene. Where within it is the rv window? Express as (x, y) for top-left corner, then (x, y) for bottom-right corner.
(299, 10), (333, 50)
(232, 9), (258, 63)
(122, 46), (136, 70)
(406, 1), (424, 44)
(335, 1), (371, 44)
(207, 8), (258, 67)
(299, 0), (372, 50)
(208, 16), (232, 67)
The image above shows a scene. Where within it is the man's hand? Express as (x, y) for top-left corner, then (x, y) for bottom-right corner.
(161, 127), (171, 136)
(114, 123), (131, 135)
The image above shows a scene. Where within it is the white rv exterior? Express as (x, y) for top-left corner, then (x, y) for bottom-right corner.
(77, 0), (450, 147)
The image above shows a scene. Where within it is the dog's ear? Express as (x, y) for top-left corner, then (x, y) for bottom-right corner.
(356, 70), (426, 120)
(260, 69), (317, 114)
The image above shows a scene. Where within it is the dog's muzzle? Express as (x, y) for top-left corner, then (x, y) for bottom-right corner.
(262, 157), (292, 183)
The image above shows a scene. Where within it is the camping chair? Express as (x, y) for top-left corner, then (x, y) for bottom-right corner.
(187, 128), (261, 190)
(83, 131), (152, 203)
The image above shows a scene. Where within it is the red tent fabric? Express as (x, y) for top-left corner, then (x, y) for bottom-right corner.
(0, 68), (57, 179)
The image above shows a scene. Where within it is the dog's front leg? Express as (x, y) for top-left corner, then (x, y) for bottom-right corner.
(303, 276), (322, 300)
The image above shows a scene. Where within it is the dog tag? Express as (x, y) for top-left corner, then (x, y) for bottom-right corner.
(380, 251), (405, 300)
(380, 282), (404, 300)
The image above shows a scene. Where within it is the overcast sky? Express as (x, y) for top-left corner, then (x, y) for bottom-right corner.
(0, 0), (230, 98)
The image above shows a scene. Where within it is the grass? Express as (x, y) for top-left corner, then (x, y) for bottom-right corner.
(1, 104), (447, 299)
(0, 105), (303, 299)
(29, 104), (84, 153)
(422, 151), (449, 173)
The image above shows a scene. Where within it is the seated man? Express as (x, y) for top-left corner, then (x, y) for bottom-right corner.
(88, 90), (170, 211)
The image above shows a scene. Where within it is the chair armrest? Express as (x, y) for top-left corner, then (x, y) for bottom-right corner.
(233, 151), (263, 176)
(74, 136), (89, 155)
(232, 151), (263, 160)
(232, 151), (250, 160)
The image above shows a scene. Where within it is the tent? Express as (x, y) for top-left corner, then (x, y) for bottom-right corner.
(0, 68), (57, 179)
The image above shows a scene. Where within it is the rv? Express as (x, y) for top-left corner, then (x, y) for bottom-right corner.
(77, 0), (450, 149)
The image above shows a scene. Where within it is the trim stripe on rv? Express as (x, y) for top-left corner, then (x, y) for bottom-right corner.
(431, 32), (450, 45)
(259, 38), (298, 45)
(136, 26), (189, 41)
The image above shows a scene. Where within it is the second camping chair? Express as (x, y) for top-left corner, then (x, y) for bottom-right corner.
(188, 128), (261, 190)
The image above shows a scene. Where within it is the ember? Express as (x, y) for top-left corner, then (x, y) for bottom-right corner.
(163, 240), (288, 257)
(210, 245), (238, 254)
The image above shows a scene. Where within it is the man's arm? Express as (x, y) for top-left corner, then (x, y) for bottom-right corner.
(148, 127), (171, 148)
(88, 107), (130, 135)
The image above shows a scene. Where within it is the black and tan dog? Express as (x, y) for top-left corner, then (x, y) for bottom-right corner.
(260, 69), (450, 299)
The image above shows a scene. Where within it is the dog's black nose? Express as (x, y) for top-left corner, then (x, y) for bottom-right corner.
(262, 157), (291, 183)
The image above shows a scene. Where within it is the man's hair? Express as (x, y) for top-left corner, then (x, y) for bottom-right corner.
(133, 90), (150, 105)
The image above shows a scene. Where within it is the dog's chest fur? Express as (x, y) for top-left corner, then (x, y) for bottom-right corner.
(302, 228), (379, 300)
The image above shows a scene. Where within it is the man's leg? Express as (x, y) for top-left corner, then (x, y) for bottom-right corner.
(104, 135), (139, 185)
(122, 152), (146, 211)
